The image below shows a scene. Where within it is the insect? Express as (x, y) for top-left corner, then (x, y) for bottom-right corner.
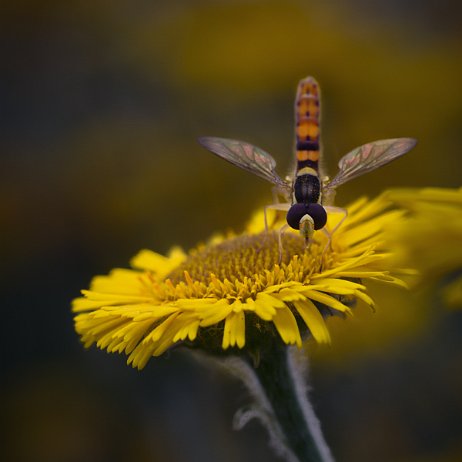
(198, 76), (417, 244)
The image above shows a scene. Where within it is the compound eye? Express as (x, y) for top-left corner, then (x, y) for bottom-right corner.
(307, 203), (327, 230)
(286, 203), (308, 230)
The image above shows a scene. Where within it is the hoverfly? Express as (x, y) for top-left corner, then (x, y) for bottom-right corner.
(198, 77), (417, 243)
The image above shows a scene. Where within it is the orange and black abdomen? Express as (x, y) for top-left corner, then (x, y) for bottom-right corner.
(287, 76), (327, 231)
(295, 77), (321, 173)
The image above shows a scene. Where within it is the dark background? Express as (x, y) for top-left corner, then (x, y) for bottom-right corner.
(2, 1), (462, 461)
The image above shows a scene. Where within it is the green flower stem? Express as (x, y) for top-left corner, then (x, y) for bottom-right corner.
(191, 343), (333, 462)
(249, 344), (334, 462)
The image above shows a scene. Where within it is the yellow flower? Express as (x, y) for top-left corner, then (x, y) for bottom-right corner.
(73, 194), (406, 369)
(385, 187), (462, 308)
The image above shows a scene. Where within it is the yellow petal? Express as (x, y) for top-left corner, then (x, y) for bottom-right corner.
(222, 311), (246, 348)
(275, 288), (307, 302)
(253, 297), (277, 321)
(143, 313), (179, 343)
(130, 247), (187, 277)
(90, 269), (142, 293)
(80, 290), (151, 303)
(293, 299), (330, 344)
(302, 289), (352, 314)
(309, 278), (366, 291)
(272, 306), (302, 347)
(199, 301), (233, 327)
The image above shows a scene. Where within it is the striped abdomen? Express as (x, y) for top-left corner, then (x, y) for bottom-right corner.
(287, 76), (326, 232)
(293, 77), (321, 205)
(295, 76), (321, 173)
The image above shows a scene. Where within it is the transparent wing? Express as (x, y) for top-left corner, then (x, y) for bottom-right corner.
(198, 136), (292, 194)
(326, 138), (417, 190)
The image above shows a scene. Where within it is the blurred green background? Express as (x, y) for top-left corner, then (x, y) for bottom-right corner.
(2, 1), (461, 461)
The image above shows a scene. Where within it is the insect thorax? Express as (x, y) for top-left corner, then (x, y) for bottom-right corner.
(294, 171), (321, 204)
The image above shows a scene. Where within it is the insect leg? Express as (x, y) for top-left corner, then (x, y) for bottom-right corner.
(264, 203), (290, 232)
(321, 206), (348, 255)
(324, 206), (348, 235)
(278, 223), (290, 264)
(271, 186), (281, 204)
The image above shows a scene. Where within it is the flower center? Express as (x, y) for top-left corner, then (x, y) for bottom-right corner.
(167, 230), (319, 284)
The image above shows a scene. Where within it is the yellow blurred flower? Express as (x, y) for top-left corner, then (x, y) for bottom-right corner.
(386, 187), (462, 308)
(73, 194), (407, 369)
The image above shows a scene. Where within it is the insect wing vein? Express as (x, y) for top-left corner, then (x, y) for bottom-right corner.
(198, 136), (291, 193)
(327, 137), (417, 189)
